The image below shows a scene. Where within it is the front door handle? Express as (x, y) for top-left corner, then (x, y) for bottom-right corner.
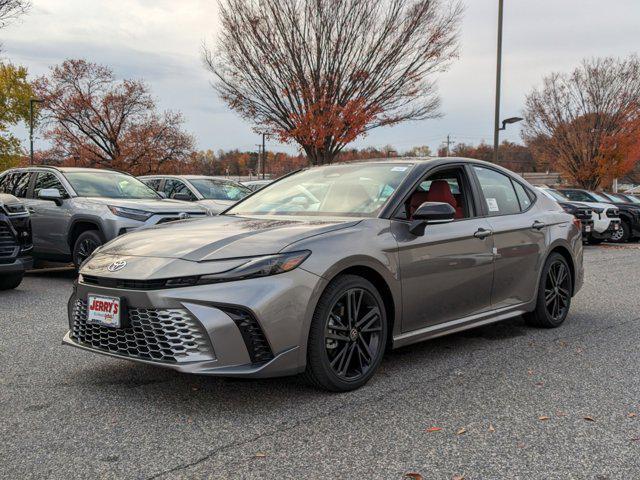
(27, 207), (36, 214)
(474, 228), (493, 239)
(532, 220), (546, 230)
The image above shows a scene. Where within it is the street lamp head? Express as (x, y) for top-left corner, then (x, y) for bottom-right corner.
(502, 116), (523, 126)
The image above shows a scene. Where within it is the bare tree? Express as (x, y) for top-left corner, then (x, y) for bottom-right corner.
(522, 56), (640, 189)
(205, 0), (462, 164)
(0, 0), (30, 29)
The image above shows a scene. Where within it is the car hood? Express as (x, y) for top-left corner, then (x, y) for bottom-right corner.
(574, 201), (616, 212)
(196, 199), (235, 213)
(82, 197), (207, 213)
(99, 215), (360, 261)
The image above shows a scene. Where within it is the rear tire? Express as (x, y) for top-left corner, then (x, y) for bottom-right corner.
(72, 230), (103, 268)
(304, 275), (388, 392)
(525, 253), (572, 328)
(0, 273), (23, 290)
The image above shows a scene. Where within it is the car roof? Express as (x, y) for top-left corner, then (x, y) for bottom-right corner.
(8, 165), (122, 174)
(139, 174), (238, 181)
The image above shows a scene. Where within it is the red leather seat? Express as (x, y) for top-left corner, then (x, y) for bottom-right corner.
(407, 180), (464, 219)
(426, 180), (464, 219)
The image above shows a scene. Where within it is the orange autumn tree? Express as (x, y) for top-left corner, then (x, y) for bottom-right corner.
(34, 60), (194, 175)
(205, 0), (462, 165)
(522, 56), (640, 189)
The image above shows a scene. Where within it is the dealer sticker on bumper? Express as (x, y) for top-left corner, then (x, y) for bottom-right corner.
(87, 295), (121, 328)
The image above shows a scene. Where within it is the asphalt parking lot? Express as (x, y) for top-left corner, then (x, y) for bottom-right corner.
(1, 245), (640, 479)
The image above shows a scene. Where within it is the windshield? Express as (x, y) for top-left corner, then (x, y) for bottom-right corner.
(544, 189), (569, 202)
(623, 194), (640, 204)
(590, 191), (614, 203)
(189, 178), (251, 201)
(226, 163), (413, 217)
(65, 172), (159, 199)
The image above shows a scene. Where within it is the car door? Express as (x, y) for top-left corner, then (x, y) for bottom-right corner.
(392, 165), (495, 333)
(28, 171), (73, 255)
(471, 165), (546, 309)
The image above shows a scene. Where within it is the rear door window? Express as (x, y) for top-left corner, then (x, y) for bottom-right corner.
(142, 178), (162, 191)
(13, 172), (32, 198)
(163, 179), (197, 201)
(473, 166), (520, 216)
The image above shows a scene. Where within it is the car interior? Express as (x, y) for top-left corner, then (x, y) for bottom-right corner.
(403, 168), (471, 220)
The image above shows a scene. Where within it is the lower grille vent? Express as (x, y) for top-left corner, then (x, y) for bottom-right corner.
(219, 306), (274, 364)
(70, 299), (214, 363)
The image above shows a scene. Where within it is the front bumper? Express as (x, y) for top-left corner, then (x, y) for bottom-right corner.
(64, 267), (325, 378)
(0, 255), (33, 274)
(591, 219), (621, 240)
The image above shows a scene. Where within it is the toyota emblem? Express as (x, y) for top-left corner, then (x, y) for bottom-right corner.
(107, 260), (127, 272)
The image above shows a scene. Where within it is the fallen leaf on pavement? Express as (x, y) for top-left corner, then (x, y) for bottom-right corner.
(583, 416), (595, 422)
(517, 442), (526, 448)
(628, 413), (637, 418)
(535, 381), (544, 387)
(425, 427), (442, 432)
(452, 475), (465, 480)
(538, 416), (550, 421)
(404, 473), (423, 480)
(488, 424), (495, 432)
(527, 369), (534, 376)
(255, 452), (267, 458)
(556, 411), (567, 417)
(456, 427), (466, 435)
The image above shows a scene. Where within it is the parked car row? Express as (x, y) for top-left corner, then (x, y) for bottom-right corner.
(0, 167), (263, 271)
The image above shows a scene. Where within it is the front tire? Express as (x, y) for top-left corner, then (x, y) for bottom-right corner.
(304, 275), (388, 392)
(72, 230), (103, 268)
(610, 221), (630, 243)
(0, 273), (24, 290)
(525, 253), (572, 328)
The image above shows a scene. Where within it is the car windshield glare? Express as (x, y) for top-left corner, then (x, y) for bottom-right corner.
(226, 163), (413, 217)
(589, 191), (612, 203)
(545, 189), (569, 202)
(189, 179), (251, 201)
(65, 172), (159, 199)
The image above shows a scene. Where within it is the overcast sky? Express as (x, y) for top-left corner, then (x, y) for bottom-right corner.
(2, 0), (639, 156)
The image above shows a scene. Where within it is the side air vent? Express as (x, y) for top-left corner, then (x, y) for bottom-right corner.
(218, 306), (274, 364)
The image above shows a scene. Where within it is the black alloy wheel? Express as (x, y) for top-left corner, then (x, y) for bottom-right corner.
(544, 260), (571, 323)
(73, 230), (103, 268)
(305, 275), (387, 391)
(525, 252), (572, 328)
(324, 288), (383, 381)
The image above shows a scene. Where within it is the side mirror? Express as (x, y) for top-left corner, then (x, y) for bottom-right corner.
(409, 202), (456, 236)
(172, 193), (193, 202)
(38, 188), (63, 206)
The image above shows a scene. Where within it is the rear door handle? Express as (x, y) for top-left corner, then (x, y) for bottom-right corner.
(532, 220), (546, 230)
(474, 228), (493, 239)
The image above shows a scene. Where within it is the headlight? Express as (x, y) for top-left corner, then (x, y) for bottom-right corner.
(165, 250), (311, 287)
(108, 205), (154, 222)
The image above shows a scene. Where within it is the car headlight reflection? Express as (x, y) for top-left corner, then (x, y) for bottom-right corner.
(164, 250), (311, 287)
(108, 205), (154, 222)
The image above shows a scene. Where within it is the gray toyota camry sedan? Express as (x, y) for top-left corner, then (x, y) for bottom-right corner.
(65, 158), (583, 391)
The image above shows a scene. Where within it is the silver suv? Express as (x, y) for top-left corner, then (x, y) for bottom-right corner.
(0, 167), (208, 267)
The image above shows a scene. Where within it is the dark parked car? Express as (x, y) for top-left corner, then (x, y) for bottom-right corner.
(66, 158), (584, 391)
(0, 193), (33, 290)
(536, 188), (594, 242)
(559, 189), (640, 243)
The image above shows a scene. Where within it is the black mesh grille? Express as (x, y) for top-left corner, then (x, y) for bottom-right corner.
(82, 275), (169, 290)
(70, 299), (214, 363)
(219, 306), (274, 364)
(0, 221), (18, 259)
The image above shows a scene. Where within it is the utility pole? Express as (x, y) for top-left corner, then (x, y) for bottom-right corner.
(441, 135), (454, 156)
(29, 98), (43, 165)
(493, 0), (504, 164)
(262, 133), (266, 179)
(255, 143), (263, 179)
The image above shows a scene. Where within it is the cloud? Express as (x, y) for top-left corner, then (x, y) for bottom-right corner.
(3, 0), (640, 156)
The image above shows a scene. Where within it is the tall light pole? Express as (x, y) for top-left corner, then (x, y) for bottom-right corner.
(29, 98), (43, 165)
(493, 0), (504, 164)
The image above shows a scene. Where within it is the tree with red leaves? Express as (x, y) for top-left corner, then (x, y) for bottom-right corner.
(35, 60), (194, 175)
(522, 56), (640, 189)
(205, 0), (462, 165)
